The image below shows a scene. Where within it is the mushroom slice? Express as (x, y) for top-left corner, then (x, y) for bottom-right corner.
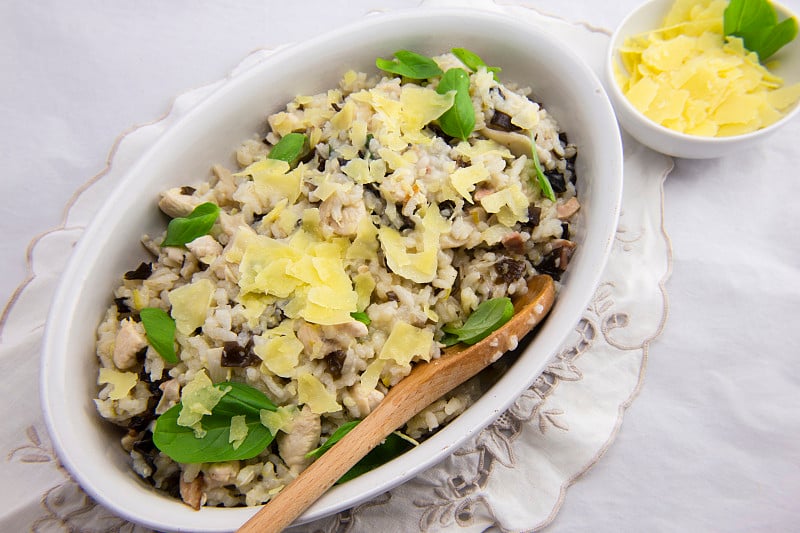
(480, 128), (532, 157)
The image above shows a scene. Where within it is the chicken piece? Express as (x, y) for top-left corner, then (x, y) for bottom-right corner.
(180, 473), (205, 510)
(348, 384), (385, 418)
(112, 319), (147, 370)
(205, 461), (240, 489)
(501, 231), (526, 254)
(211, 164), (237, 206)
(277, 406), (321, 474)
(155, 378), (180, 415)
(158, 187), (199, 218)
(186, 235), (222, 264)
(319, 190), (366, 236)
(321, 320), (368, 343)
(557, 197), (580, 220)
(296, 322), (326, 358)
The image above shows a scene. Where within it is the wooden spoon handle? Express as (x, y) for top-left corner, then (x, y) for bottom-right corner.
(238, 275), (555, 533)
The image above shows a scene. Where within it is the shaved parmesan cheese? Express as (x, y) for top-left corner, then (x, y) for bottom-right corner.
(168, 278), (215, 335)
(400, 85), (454, 143)
(479, 184), (530, 227)
(229, 415), (248, 450)
(98, 367), (137, 400)
(254, 325), (304, 378)
(260, 405), (297, 435)
(378, 321), (434, 367)
(177, 371), (230, 438)
(450, 162), (490, 202)
(297, 374), (341, 414)
(379, 204), (450, 283)
(616, 0), (800, 136)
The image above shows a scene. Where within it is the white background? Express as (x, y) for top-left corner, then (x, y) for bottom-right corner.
(2, 0), (799, 531)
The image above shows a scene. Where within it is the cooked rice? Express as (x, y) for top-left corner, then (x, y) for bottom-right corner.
(93, 52), (580, 508)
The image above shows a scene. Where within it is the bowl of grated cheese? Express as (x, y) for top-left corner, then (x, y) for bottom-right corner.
(606, 0), (800, 158)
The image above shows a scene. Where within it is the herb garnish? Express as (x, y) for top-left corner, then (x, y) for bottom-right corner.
(724, 0), (798, 61)
(161, 202), (220, 248)
(153, 382), (278, 463)
(376, 50), (444, 79)
(139, 307), (178, 363)
(436, 68), (476, 141)
(305, 420), (415, 484)
(451, 47), (501, 80)
(350, 311), (371, 326)
(268, 132), (309, 167)
(531, 134), (556, 202)
(442, 297), (514, 347)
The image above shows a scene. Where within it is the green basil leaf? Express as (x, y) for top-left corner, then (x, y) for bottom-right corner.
(304, 420), (415, 483)
(451, 47), (501, 80)
(268, 132), (309, 167)
(724, 0), (776, 36)
(161, 202), (220, 248)
(350, 311), (371, 326)
(153, 382), (277, 463)
(724, 0), (798, 60)
(305, 420), (359, 459)
(531, 134), (556, 202)
(376, 50), (443, 79)
(442, 297), (514, 346)
(436, 68), (475, 141)
(336, 432), (414, 484)
(746, 17), (799, 61)
(139, 307), (177, 363)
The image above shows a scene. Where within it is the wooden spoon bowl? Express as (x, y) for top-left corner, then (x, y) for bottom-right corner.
(238, 274), (556, 533)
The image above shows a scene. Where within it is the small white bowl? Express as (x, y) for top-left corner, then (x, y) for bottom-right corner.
(606, 0), (800, 159)
(41, 7), (622, 532)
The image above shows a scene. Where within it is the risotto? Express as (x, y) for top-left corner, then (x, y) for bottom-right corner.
(93, 49), (581, 509)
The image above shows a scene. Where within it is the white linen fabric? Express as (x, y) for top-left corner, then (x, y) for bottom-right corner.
(1, 0), (798, 532)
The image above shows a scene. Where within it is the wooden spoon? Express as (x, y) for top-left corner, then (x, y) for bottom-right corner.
(238, 274), (555, 533)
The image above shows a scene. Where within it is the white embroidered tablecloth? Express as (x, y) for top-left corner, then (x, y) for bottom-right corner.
(0, 5), (671, 531)
(16, 0), (800, 530)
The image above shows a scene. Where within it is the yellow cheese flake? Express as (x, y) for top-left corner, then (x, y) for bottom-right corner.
(479, 185), (530, 227)
(330, 101), (356, 132)
(224, 225), (258, 264)
(254, 328), (304, 378)
(378, 321), (434, 367)
(229, 414), (248, 450)
(616, 0), (800, 136)
(377, 147), (413, 171)
(237, 292), (272, 327)
(342, 158), (370, 183)
(350, 120), (368, 149)
(240, 234), (358, 326)
(259, 198), (289, 227)
(450, 162), (490, 202)
(481, 225), (513, 246)
(259, 405), (297, 436)
(360, 359), (386, 390)
(168, 278), (215, 335)
(131, 289), (145, 310)
(369, 159), (387, 182)
(177, 371), (229, 438)
(378, 204), (450, 283)
(239, 236), (302, 296)
(346, 216), (379, 262)
(98, 367), (137, 400)
(297, 374), (341, 414)
(235, 158), (303, 207)
(353, 272), (376, 312)
(454, 139), (512, 161)
(302, 208), (322, 238)
(399, 85), (454, 142)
